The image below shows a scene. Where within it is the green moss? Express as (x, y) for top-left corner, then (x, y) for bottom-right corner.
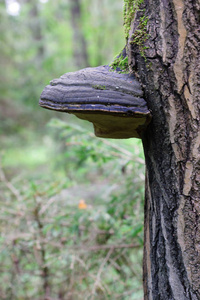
(110, 1), (149, 72)
(92, 85), (106, 90)
(124, 1), (149, 59)
(123, 0), (144, 39)
(109, 54), (129, 74)
(131, 13), (149, 58)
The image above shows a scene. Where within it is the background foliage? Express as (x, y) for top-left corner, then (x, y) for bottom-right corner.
(0, 0), (145, 299)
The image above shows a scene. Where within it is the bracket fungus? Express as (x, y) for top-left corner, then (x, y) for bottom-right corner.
(39, 65), (151, 139)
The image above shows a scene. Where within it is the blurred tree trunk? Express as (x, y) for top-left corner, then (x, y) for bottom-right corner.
(0, 2), (10, 96)
(22, 0), (44, 63)
(69, 0), (89, 68)
(126, 0), (200, 299)
(29, 1), (44, 61)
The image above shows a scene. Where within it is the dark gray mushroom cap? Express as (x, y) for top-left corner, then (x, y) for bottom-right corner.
(39, 65), (151, 139)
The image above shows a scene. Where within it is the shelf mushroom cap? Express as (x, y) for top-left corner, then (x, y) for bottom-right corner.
(39, 65), (151, 139)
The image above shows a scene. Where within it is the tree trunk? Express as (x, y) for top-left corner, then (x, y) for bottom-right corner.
(69, 0), (89, 68)
(23, 0), (45, 62)
(126, 0), (200, 299)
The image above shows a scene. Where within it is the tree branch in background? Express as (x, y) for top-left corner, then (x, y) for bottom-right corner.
(69, 0), (89, 68)
(33, 202), (51, 299)
(0, 159), (21, 202)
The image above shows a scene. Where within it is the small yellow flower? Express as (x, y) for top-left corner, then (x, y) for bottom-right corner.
(78, 199), (87, 209)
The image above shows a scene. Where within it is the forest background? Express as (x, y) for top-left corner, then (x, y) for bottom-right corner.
(0, 0), (145, 299)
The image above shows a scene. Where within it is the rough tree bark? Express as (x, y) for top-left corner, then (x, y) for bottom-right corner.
(126, 0), (200, 299)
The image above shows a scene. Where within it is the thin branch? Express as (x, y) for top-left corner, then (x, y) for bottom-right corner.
(45, 241), (141, 252)
(99, 138), (145, 164)
(0, 160), (22, 201)
(91, 248), (113, 299)
(72, 243), (141, 252)
(34, 203), (51, 298)
(115, 288), (142, 299)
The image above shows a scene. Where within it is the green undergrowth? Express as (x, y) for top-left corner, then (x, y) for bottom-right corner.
(0, 117), (145, 299)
